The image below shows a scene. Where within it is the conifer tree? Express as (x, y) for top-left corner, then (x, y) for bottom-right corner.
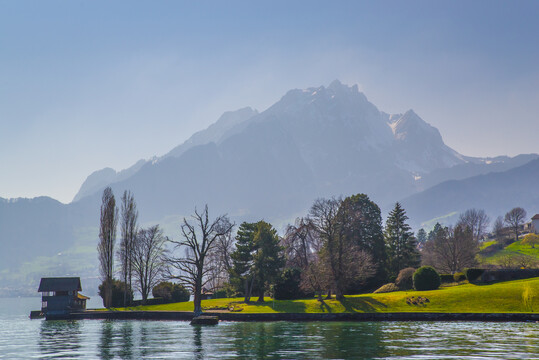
(230, 222), (257, 302)
(384, 202), (420, 278)
(252, 221), (285, 302)
(416, 228), (427, 247)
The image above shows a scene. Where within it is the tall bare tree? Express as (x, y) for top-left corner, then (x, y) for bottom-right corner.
(504, 207), (527, 243)
(421, 224), (478, 273)
(492, 216), (505, 239)
(206, 218), (234, 292)
(457, 208), (490, 242)
(164, 205), (234, 316)
(282, 217), (325, 299)
(118, 190), (138, 306)
(131, 225), (168, 303)
(98, 187), (118, 308)
(309, 197), (374, 300)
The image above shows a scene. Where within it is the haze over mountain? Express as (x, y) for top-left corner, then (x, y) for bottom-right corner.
(1, 80), (537, 295)
(73, 80), (471, 213)
(402, 158), (539, 228)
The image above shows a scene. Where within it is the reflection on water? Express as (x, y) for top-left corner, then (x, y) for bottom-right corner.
(219, 321), (386, 359)
(33, 320), (539, 360)
(193, 325), (204, 360)
(0, 299), (536, 360)
(39, 320), (82, 358)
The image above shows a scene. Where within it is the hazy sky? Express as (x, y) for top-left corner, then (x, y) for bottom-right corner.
(1, 1), (539, 203)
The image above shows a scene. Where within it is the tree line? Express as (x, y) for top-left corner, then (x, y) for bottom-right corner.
(97, 187), (535, 310)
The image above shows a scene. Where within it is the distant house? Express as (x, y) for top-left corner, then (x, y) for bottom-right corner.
(532, 214), (539, 234)
(201, 287), (214, 300)
(38, 277), (90, 319)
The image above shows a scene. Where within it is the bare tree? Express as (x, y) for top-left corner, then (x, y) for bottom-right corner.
(504, 207), (527, 243)
(421, 224), (478, 273)
(206, 218), (235, 292)
(282, 217), (325, 299)
(118, 190), (138, 306)
(309, 197), (375, 300)
(98, 187), (118, 308)
(492, 216), (505, 239)
(163, 205), (234, 316)
(458, 208), (490, 242)
(131, 225), (168, 303)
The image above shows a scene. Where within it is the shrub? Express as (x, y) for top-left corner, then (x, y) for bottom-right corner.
(98, 279), (133, 307)
(453, 272), (466, 282)
(464, 268), (485, 282)
(152, 282), (190, 303)
(274, 268), (314, 300)
(395, 267), (415, 290)
(413, 266), (441, 291)
(440, 274), (455, 283)
(212, 289), (227, 299)
(373, 283), (399, 293)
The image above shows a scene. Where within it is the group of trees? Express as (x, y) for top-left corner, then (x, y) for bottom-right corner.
(97, 187), (168, 307)
(419, 206), (537, 273)
(280, 195), (421, 299)
(98, 185), (536, 310)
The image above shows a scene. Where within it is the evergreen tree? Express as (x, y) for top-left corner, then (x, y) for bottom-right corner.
(384, 202), (420, 278)
(416, 228), (427, 247)
(339, 194), (387, 288)
(252, 221), (285, 302)
(428, 222), (443, 242)
(230, 222), (257, 302)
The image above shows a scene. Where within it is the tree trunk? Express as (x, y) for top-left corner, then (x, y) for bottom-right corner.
(106, 277), (113, 308)
(257, 288), (264, 302)
(243, 278), (250, 303)
(325, 289), (332, 300)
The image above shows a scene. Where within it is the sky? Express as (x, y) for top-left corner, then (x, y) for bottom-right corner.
(1, 0), (539, 203)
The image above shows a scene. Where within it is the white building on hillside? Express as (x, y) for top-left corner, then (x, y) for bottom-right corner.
(531, 214), (539, 234)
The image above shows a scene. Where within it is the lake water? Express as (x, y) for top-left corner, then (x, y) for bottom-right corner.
(0, 298), (537, 359)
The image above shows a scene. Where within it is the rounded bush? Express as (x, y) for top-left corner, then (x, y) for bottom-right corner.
(98, 279), (133, 307)
(152, 282), (190, 303)
(373, 283), (399, 293)
(395, 267), (416, 290)
(413, 266), (441, 291)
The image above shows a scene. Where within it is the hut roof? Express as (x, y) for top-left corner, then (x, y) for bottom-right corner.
(38, 277), (82, 292)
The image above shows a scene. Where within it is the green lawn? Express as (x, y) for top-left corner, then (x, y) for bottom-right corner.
(113, 277), (539, 314)
(479, 240), (497, 250)
(505, 240), (539, 257)
(478, 239), (539, 266)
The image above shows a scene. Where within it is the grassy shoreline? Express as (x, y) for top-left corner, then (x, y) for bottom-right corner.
(108, 277), (539, 314)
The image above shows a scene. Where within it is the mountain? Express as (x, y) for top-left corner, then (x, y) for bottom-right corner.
(2, 80), (538, 294)
(72, 107), (258, 203)
(401, 158), (539, 228)
(73, 159), (149, 202)
(417, 153), (539, 191)
(389, 109), (466, 173)
(163, 106), (259, 159)
(74, 80), (469, 210)
(72, 80), (471, 225)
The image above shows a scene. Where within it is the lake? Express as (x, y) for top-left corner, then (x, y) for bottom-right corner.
(0, 298), (537, 359)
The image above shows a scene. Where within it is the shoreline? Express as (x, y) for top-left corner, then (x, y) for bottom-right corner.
(61, 310), (539, 322)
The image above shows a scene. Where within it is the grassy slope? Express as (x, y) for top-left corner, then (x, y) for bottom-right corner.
(479, 239), (539, 265)
(117, 277), (539, 314)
